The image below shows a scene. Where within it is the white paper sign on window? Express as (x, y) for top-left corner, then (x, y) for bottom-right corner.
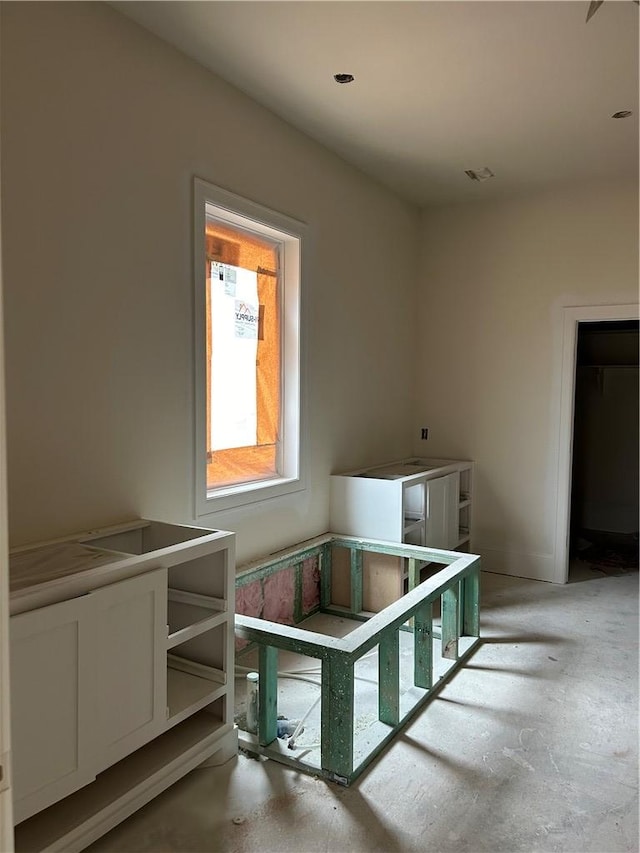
(234, 300), (259, 339)
(210, 262), (259, 450)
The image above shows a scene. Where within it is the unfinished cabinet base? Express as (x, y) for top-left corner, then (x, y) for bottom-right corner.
(10, 519), (237, 853)
(14, 714), (237, 853)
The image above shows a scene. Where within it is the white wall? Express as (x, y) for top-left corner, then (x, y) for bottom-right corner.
(0, 2), (419, 560)
(0, 7), (15, 843)
(415, 181), (638, 581)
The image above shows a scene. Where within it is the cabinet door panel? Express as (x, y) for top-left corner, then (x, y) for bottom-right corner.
(10, 595), (96, 823)
(425, 473), (461, 550)
(92, 569), (167, 768)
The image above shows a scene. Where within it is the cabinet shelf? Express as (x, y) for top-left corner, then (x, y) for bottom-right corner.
(457, 526), (470, 548)
(166, 667), (226, 727)
(458, 499), (471, 509)
(166, 652), (226, 685)
(166, 590), (228, 650)
(14, 711), (233, 853)
(403, 511), (423, 522)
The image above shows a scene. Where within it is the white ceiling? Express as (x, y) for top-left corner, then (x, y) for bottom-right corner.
(113, 1), (639, 206)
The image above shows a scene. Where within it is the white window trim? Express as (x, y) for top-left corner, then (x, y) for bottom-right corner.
(193, 178), (307, 517)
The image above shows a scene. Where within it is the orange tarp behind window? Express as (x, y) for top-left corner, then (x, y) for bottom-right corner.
(205, 222), (280, 489)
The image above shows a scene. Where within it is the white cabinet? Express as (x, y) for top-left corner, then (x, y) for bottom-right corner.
(329, 459), (473, 611)
(9, 519), (236, 853)
(330, 457), (473, 550)
(10, 594), (97, 823)
(11, 569), (167, 824)
(92, 569), (168, 770)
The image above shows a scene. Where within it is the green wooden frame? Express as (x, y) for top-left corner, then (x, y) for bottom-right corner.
(235, 533), (481, 785)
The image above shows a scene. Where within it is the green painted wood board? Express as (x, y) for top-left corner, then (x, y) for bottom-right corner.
(258, 645), (278, 746)
(378, 630), (400, 725)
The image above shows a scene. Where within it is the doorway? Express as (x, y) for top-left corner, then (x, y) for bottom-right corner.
(568, 320), (639, 581)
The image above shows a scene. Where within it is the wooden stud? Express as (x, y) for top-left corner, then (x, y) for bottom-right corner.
(236, 536), (329, 587)
(405, 557), (421, 629)
(234, 537), (481, 786)
(234, 541), (481, 786)
(463, 566), (480, 636)
(414, 601), (433, 689)
(378, 631), (400, 725)
(236, 613), (339, 658)
(442, 586), (459, 660)
(320, 543), (332, 609)
(258, 645), (278, 746)
(407, 558), (420, 591)
(236, 532), (473, 588)
(350, 548), (363, 615)
(321, 655), (354, 781)
(294, 562), (303, 623)
(237, 557), (480, 662)
(332, 535), (462, 565)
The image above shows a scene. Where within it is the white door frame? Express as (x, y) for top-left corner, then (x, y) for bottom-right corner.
(553, 302), (639, 584)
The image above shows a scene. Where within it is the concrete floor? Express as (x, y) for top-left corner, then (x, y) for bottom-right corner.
(88, 569), (639, 853)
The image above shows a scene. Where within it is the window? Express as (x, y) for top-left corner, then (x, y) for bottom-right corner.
(193, 179), (305, 515)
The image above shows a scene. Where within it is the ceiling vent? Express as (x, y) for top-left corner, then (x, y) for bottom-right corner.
(464, 167), (495, 182)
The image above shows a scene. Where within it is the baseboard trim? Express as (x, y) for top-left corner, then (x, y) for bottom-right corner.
(477, 547), (556, 583)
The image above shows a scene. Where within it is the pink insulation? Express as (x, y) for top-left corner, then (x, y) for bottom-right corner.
(235, 556), (321, 651)
(302, 557), (320, 615)
(262, 567), (295, 625)
(235, 579), (264, 618)
(235, 579), (264, 651)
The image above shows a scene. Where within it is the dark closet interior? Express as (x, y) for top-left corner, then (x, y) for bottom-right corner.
(569, 319), (639, 577)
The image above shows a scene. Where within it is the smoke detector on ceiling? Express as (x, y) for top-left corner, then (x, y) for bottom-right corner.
(464, 167), (495, 182)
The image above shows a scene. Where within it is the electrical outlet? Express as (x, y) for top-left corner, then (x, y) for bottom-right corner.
(421, 427), (429, 440)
